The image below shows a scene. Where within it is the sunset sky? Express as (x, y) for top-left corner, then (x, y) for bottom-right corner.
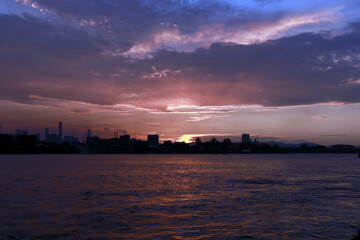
(0, 0), (360, 144)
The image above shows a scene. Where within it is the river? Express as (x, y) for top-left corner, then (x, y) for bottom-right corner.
(0, 154), (359, 239)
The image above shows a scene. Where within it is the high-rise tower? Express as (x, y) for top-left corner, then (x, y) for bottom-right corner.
(45, 128), (49, 141)
(59, 122), (62, 141)
(241, 133), (251, 144)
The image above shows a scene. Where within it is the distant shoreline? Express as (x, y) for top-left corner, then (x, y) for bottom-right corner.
(1, 152), (359, 155)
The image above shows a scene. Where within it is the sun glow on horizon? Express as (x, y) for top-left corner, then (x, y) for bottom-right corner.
(178, 134), (196, 143)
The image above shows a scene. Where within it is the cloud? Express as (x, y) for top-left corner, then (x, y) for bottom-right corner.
(13, 0), (343, 59)
(255, 0), (282, 4)
(160, 104), (261, 121)
(142, 66), (181, 79)
(24, 95), (156, 114)
(124, 10), (338, 58)
(0, 8), (360, 114)
(313, 115), (328, 119)
(165, 104), (262, 113)
(319, 134), (348, 137)
(136, 24), (360, 107)
(15, 0), (243, 54)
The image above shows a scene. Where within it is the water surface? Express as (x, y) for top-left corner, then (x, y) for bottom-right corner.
(0, 154), (359, 239)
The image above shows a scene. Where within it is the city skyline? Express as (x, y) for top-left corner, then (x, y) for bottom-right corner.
(2, 119), (358, 155)
(0, 120), (356, 147)
(1, 0), (360, 145)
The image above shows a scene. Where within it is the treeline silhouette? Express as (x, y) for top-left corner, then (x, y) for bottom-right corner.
(154, 138), (359, 154)
(83, 137), (359, 154)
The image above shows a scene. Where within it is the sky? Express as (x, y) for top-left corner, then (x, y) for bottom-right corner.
(0, 0), (360, 145)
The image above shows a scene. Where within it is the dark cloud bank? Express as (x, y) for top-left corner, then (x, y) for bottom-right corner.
(0, 0), (360, 110)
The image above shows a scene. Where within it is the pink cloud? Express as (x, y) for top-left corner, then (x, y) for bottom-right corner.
(313, 115), (328, 119)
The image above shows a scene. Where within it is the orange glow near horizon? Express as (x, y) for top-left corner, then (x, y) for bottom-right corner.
(178, 134), (194, 143)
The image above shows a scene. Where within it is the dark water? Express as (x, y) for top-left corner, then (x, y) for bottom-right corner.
(0, 154), (360, 239)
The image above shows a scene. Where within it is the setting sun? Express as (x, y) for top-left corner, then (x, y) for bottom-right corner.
(178, 134), (194, 143)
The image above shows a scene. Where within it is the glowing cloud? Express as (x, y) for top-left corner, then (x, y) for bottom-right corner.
(124, 11), (339, 58)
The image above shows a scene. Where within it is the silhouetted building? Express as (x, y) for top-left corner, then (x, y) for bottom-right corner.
(36, 133), (41, 141)
(59, 122), (62, 141)
(64, 136), (79, 144)
(0, 134), (37, 153)
(87, 129), (91, 137)
(86, 136), (99, 145)
(14, 135), (36, 148)
(0, 134), (12, 152)
(45, 128), (49, 141)
(47, 134), (59, 143)
(330, 144), (355, 153)
(120, 135), (130, 144)
(242, 133), (251, 144)
(163, 140), (172, 145)
(86, 136), (101, 151)
(148, 135), (159, 145)
(14, 129), (28, 135)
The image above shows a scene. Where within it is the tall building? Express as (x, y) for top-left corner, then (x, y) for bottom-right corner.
(58, 122), (62, 141)
(36, 133), (41, 141)
(241, 133), (251, 144)
(0, 123), (2, 134)
(21, 130), (28, 135)
(45, 128), (49, 141)
(87, 129), (91, 137)
(16, 129), (21, 135)
(147, 135), (159, 145)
